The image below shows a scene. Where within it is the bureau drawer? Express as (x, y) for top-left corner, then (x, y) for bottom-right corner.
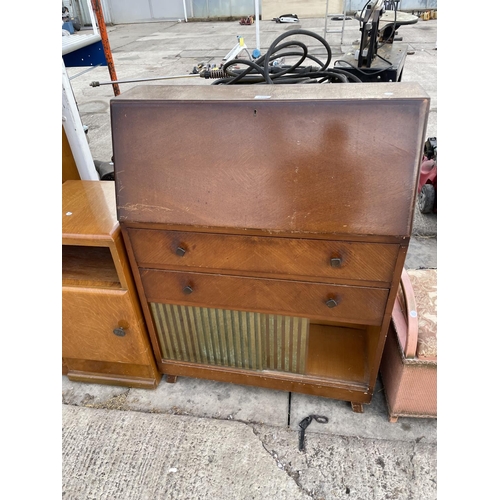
(140, 269), (389, 325)
(128, 229), (398, 283)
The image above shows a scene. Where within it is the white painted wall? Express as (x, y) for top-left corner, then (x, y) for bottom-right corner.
(262, 0), (343, 20)
(105, 0), (186, 23)
(77, 0), (438, 24)
(261, 1), (438, 20)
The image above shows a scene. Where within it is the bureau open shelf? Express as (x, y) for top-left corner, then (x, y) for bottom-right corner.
(151, 304), (370, 388)
(306, 324), (366, 384)
(152, 318), (372, 402)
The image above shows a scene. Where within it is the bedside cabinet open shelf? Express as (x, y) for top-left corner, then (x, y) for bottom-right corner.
(63, 245), (121, 289)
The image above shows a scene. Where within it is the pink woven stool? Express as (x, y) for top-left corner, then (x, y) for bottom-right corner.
(380, 268), (437, 423)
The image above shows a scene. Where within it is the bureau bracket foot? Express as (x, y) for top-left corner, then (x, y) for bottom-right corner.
(351, 402), (364, 413)
(166, 375), (178, 384)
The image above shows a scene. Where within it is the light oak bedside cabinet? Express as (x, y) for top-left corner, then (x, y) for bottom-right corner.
(62, 180), (161, 388)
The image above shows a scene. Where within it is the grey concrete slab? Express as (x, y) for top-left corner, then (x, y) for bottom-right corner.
(62, 375), (130, 407)
(412, 205), (438, 238)
(179, 49), (226, 58)
(252, 423), (437, 500)
(126, 376), (290, 426)
(63, 374), (436, 444)
(405, 235), (437, 269)
(289, 379), (437, 444)
(425, 108), (437, 139)
(103, 22), (178, 50)
(62, 405), (311, 500)
(62, 375), (290, 427)
(62, 404), (437, 500)
(401, 19), (438, 44)
(113, 50), (183, 60)
(401, 49), (437, 103)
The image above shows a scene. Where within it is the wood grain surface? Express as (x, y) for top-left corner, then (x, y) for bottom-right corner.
(128, 229), (399, 283)
(112, 84), (429, 236)
(108, 83), (429, 402)
(140, 269), (389, 325)
(62, 180), (118, 245)
(62, 287), (152, 365)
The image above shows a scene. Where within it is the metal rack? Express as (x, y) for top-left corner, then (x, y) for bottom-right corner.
(323, 0), (347, 45)
(62, 0), (118, 181)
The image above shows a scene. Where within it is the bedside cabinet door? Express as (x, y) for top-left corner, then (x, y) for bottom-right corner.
(62, 287), (152, 365)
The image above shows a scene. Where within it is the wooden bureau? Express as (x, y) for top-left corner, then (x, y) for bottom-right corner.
(62, 180), (161, 388)
(110, 83), (429, 410)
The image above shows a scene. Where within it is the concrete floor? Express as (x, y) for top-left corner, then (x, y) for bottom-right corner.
(63, 16), (438, 500)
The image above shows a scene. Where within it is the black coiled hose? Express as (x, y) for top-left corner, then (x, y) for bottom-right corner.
(213, 29), (362, 85)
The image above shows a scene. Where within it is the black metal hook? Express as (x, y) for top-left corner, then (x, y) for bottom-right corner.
(298, 414), (329, 451)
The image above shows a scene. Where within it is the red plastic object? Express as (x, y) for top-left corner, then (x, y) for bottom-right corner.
(417, 138), (437, 213)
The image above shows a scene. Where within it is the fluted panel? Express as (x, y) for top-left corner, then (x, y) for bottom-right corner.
(150, 303), (309, 374)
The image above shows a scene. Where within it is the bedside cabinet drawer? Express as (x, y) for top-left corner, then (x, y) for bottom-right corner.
(62, 287), (152, 365)
(140, 269), (389, 325)
(128, 229), (398, 283)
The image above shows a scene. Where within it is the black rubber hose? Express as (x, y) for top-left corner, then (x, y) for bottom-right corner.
(213, 29), (363, 85)
(223, 41), (310, 84)
(334, 59), (392, 77)
(222, 59), (269, 84)
(326, 68), (363, 83)
(218, 30), (330, 85)
(263, 29), (333, 79)
(223, 39), (324, 85)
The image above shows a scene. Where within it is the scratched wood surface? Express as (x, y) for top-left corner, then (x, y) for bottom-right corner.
(109, 84), (429, 404)
(111, 84), (429, 236)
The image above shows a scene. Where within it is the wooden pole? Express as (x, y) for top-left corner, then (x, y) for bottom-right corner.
(91, 0), (120, 96)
